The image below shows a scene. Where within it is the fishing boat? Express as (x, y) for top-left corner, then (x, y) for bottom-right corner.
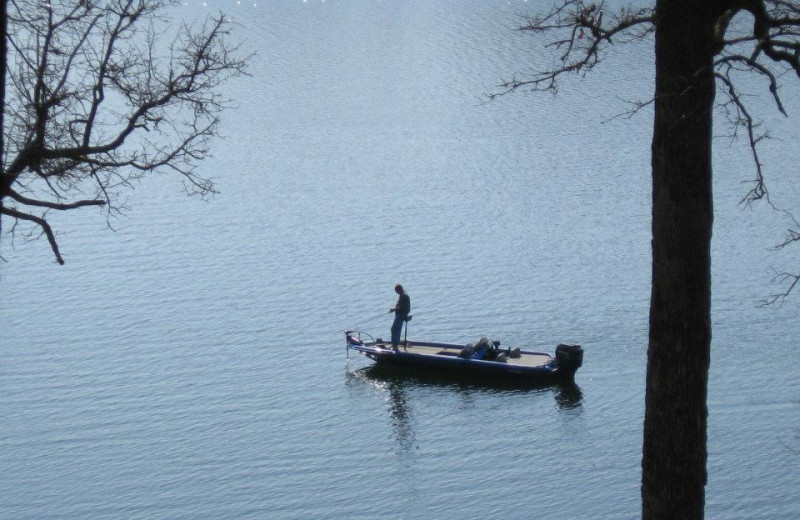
(344, 330), (583, 382)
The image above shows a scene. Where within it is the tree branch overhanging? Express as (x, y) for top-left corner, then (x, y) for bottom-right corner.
(0, 205), (66, 264)
(8, 188), (106, 211)
(488, 1), (654, 99)
(491, 0), (800, 302)
(1, 0), (250, 263)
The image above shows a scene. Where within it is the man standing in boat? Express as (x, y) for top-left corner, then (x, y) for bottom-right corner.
(390, 284), (411, 351)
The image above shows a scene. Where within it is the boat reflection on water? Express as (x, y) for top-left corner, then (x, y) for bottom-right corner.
(348, 363), (584, 409)
(345, 363), (584, 453)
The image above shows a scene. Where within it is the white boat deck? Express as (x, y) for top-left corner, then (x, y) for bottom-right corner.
(371, 341), (553, 368)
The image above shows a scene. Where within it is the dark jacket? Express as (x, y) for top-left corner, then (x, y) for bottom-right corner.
(395, 293), (411, 317)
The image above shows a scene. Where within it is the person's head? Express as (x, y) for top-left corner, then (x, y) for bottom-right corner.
(395, 284), (404, 294)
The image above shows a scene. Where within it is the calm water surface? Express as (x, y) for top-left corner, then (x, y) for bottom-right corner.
(2, 1), (799, 518)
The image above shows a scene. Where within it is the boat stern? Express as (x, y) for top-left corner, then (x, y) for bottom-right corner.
(555, 343), (583, 377)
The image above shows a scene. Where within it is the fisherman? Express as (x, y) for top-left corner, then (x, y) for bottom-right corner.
(390, 284), (411, 351)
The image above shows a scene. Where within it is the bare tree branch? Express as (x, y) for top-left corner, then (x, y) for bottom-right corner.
(760, 270), (800, 306)
(492, 0), (800, 302)
(713, 70), (770, 205)
(0, 205), (65, 264)
(7, 187), (106, 211)
(1, 0), (250, 263)
(757, 212), (800, 304)
(488, 1), (654, 99)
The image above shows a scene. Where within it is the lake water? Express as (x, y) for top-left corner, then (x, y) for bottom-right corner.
(2, 1), (799, 518)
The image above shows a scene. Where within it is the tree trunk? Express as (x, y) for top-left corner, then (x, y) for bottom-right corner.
(643, 1), (718, 519)
(1, 0), (7, 235)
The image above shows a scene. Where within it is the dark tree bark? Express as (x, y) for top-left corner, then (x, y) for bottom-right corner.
(644, 1), (717, 518)
(1, 0), (6, 237)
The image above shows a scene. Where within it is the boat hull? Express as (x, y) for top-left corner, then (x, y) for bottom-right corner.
(345, 334), (582, 382)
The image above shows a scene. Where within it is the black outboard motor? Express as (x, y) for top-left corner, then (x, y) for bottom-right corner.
(555, 343), (584, 377)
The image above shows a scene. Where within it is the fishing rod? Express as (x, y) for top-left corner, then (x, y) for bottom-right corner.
(349, 310), (393, 330)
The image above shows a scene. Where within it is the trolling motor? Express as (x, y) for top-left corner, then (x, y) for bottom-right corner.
(345, 331), (363, 345)
(345, 330), (362, 360)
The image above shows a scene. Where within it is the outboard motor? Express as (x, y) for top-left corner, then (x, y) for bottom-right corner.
(555, 343), (584, 377)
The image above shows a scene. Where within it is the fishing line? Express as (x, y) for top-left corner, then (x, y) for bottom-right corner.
(349, 310), (392, 330)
